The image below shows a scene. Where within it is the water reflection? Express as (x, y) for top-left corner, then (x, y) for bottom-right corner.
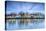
(6, 19), (44, 30)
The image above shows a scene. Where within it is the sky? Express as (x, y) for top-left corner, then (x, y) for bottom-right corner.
(6, 1), (45, 14)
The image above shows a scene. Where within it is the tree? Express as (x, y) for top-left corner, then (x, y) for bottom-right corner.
(19, 11), (25, 16)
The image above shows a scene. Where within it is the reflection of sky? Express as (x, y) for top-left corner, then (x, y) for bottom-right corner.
(6, 1), (45, 14)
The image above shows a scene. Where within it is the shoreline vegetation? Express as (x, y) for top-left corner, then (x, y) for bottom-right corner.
(5, 12), (45, 24)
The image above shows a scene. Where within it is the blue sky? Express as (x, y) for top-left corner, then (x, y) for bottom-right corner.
(6, 1), (45, 14)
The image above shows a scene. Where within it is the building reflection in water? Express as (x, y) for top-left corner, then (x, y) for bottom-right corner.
(5, 12), (45, 29)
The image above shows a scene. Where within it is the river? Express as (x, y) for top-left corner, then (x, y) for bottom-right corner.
(6, 19), (45, 30)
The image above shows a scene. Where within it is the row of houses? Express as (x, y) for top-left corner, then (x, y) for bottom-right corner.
(5, 12), (45, 24)
(6, 12), (44, 19)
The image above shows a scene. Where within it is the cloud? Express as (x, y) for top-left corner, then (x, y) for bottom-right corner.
(6, 2), (44, 14)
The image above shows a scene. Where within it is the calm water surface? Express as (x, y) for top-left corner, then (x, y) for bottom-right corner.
(6, 19), (44, 30)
